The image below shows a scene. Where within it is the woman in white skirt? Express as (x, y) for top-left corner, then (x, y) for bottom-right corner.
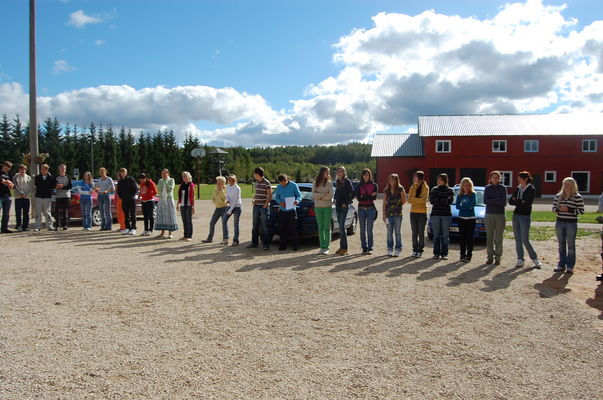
(155, 168), (178, 239)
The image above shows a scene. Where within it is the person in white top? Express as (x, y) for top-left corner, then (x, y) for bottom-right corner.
(225, 174), (243, 246)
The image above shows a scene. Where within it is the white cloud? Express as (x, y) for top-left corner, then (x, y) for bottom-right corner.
(94, 39), (106, 46)
(52, 60), (76, 75)
(67, 10), (102, 28)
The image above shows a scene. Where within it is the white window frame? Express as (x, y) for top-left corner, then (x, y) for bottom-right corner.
(492, 140), (507, 153)
(582, 139), (597, 152)
(544, 171), (556, 183)
(524, 139), (539, 152)
(571, 171), (590, 193)
(500, 171), (512, 187)
(435, 140), (451, 153)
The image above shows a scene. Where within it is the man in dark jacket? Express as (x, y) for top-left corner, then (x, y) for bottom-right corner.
(0, 161), (14, 233)
(116, 168), (139, 234)
(33, 164), (56, 231)
(484, 170), (507, 265)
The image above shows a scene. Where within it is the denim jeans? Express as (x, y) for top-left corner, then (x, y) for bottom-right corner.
(358, 206), (376, 252)
(410, 212), (427, 253)
(98, 194), (112, 230)
(556, 221), (577, 269)
(431, 215), (451, 256)
(207, 206), (228, 240)
(80, 197), (93, 229)
(180, 205), (193, 238)
(15, 198), (30, 230)
(224, 207), (241, 243)
(0, 195), (11, 231)
(386, 215), (402, 251)
(512, 214), (538, 261)
(336, 207), (349, 250)
(252, 205), (270, 246)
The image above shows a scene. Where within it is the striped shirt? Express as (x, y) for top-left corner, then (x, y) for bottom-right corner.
(253, 178), (271, 206)
(553, 194), (585, 222)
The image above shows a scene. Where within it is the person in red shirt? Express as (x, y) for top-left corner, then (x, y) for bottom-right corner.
(138, 173), (157, 236)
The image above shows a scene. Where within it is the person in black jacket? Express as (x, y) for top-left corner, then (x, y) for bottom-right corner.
(429, 173), (454, 260)
(355, 168), (378, 254)
(33, 164), (56, 231)
(116, 168), (139, 234)
(509, 171), (542, 269)
(0, 161), (14, 233)
(334, 166), (355, 255)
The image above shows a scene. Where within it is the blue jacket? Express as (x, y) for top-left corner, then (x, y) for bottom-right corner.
(273, 181), (302, 211)
(456, 192), (476, 218)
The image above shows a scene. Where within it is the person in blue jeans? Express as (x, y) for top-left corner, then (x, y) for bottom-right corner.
(382, 173), (406, 257)
(334, 166), (355, 255)
(509, 171), (542, 269)
(95, 167), (115, 231)
(247, 167), (272, 250)
(429, 173), (454, 260)
(0, 161), (14, 233)
(355, 168), (378, 255)
(79, 171), (95, 230)
(552, 177), (585, 274)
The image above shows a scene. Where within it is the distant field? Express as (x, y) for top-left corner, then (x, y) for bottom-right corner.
(173, 183), (254, 200)
(505, 210), (602, 224)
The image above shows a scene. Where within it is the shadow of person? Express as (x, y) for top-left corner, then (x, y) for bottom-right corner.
(385, 257), (440, 278)
(355, 256), (413, 276)
(533, 272), (572, 298)
(416, 260), (465, 281)
(480, 266), (534, 292)
(446, 263), (498, 287)
(585, 282), (603, 320)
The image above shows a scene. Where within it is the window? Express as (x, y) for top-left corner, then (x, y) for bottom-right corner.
(500, 171), (512, 187)
(544, 171), (556, 183)
(492, 140), (507, 152)
(582, 139), (597, 152)
(524, 140), (539, 152)
(435, 140), (451, 153)
(571, 171), (590, 193)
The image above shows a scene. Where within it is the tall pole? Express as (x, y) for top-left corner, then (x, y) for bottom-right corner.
(29, 0), (39, 175)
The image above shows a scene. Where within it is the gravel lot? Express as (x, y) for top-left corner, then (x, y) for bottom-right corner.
(1, 200), (601, 399)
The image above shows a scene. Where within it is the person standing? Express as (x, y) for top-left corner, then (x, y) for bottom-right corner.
(429, 173), (454, 260)
(355, 168), (378, 255)
(202, 176), (228, 244)
(312, 166), (334, 255)
(155, 169), (178, 239)
(334, 166), (355, 255)
(509, 171), (542, 269)
(225, 174), (242, 246)
(382, 173), (406, 257)
(54, 164), (72, 230)
(456, 177), (477, 262)
(177, 171), (195, 241)
(273, 174), (302, 251)
(0, 161), (14, 233)
(552, 177), (585, 274)
(33, 164), (56, 231)
(13, 164), (33, 232)
(116, 168), (138, 235)
(484, 171), (507, 265)
(138, 173), (158, 236)
(247, 167), (272, 250)
(78, 171), (94, 231)
(408, 171), (429, 258)
(95, 167), (115, 231)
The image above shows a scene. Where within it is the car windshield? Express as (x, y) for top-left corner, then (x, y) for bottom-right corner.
(299, 186), (314, 202)
(453, 187), (485, 206)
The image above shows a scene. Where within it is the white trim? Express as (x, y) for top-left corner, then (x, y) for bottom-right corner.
(492, 140), (507, 153)
(544, 170), (556, 183)
(581, 139), (597, 152)
(500, 171), (513, 187)
(435, 140), (451, 153)
(524, 139), (539, 152)
(571, 170), (590, 193)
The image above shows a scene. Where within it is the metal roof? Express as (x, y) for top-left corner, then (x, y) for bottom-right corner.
(418, 113), (603, 137)
(370, 134), (424, 157)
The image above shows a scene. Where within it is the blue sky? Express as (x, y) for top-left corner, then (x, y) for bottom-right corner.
(1, 0), (603, 146)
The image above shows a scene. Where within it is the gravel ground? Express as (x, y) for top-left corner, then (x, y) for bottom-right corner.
(1, 200), (601, 399)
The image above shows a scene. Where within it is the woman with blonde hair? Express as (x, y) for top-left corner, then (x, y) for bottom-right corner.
(79, 171), (95, 231)
(177, 171), (195, 241)
(382, 173), (406, 257)
(312, 166), (334, 254)
(455, 177), (477, 262)
(408, 170), (429, 258)
(202, 176), (229, 245)
(155, 168), (178, 239)
(552, 177), (585, 273)
(225, 174), (242, 246)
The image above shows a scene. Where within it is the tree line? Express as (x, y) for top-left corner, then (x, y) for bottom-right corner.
(0, 114), (375, 183)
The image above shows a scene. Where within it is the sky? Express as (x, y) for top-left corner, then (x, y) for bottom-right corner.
(1, 0), (602, 146)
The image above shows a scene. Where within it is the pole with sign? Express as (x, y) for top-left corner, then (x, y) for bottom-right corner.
(191, 148), (206, 199)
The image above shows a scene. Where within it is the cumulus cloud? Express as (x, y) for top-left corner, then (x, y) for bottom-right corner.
(67, 10), (102, 28)
(3, 0), (603, 146)
(52, 60), (76, 75)
(94, 39), (106, 46)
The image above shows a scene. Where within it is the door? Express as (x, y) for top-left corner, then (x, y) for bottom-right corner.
(429, 168), (456, 187)
(571, 171), (590, 193)
(460, 168), (487, 186)
(532, 174), (542, 198)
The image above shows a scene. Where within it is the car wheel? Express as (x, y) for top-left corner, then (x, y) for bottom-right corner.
(92, 207), (102, 226)
(346, 213), (357, 235)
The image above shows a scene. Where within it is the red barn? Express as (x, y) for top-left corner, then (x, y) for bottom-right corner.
(371, 114), (603, 197)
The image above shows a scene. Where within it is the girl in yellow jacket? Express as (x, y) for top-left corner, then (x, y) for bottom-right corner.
(408, 171), (429, 257)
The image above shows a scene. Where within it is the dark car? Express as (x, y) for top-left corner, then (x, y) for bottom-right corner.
(267, 183), (357, 241)
(427, 185), (487, 240)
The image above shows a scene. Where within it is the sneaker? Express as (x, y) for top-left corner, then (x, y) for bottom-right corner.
(263, 245), (270, 251)
(185, 238), (192, 242)
(232, 241), (239, 246)
(486, 258), (494, 265)
(129, 230), (136, 235)
(222, 240), (229, 245)
(33, 228), (40, 232)
(565, 268), (574, 274)
(394, 249), (401, 257)
(247, 244), (258, 249)
(318, 249), (325, 255)
(167, 234), (173, 239)
(596, 273), (603, 282)
(515, 259), (525, 268)
(361, 250), (368, 255)
(85, 228), (92, 231)
(202, 239), (212, 243)
(121, 229), (129, 235)
(442, 255), (448, 260)
(387, 250), (394, 257)
(465, 255), (472, 263)
(323, 249), (330, 255)
(16, 227), (23, 232)
(62, 226), (68, 231)
(533, 259), (542, 269)
(432, 255), (440, 260)
(553, 266), (565, 273)
(416, 252), (423, 258)
(366, 250), (373, 255)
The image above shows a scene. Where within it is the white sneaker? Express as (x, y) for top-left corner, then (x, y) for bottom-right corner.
(515, 259), (525, 268)
(318, 249), (324, 255)
(85, 228), (92, 231)
(167, 234), (173, 239)
(121, 229), (129, 235)
(533, 259), (542, 269)
(129, 229), (136, 235)
(387, 250), (394, 257)
(394, 249), (401, 257)
(322, 249), (330, 255)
